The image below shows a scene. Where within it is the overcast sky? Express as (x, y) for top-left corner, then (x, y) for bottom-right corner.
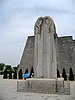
(0, 0), (75, 67)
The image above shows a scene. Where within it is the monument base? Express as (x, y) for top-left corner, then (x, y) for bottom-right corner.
(17, 78), (70, 95)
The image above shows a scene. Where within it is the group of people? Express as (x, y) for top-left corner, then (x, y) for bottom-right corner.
(23, 67), (34, 79)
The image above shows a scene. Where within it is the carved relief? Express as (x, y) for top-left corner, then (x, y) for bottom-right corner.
(34, 16), (56, 35)
(44, 17), (52, 25)
(44, 16), (56, 34)
(34, 17), (43, 35)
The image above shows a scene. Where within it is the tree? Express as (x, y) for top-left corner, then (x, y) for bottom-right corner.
(24, 68), (28, 74)
(69, 68), (74, 81)
(3, 68), (7, 79)
(5, 65), (11, 70)
(5, 65), (11, 74)
(0, 63), (5, 70)
(13, 67), (18, 70)
(30, 67), (34, 77)
(13, 70), (17, 79)
(62, 68), (67, 81)
(18, 69), (22, 79)
(9, 69), (12, 79)
(57, 69), (60, 78)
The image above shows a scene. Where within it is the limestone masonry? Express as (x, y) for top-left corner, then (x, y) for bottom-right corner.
(17, 78), (70, 95)
(19, 17), (75, 74)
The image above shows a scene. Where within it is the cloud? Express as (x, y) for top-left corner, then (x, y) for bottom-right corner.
(0, 0), (75, 66)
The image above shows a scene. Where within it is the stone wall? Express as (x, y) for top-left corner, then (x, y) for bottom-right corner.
(19, 36), (34, 73)
(72, 40), (75, 72)
(19, 35), (75, 74)
(57, 36), (74, 73)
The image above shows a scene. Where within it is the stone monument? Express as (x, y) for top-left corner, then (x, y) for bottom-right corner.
(17, 16), (70, 95)
(34, 16), (57, 78)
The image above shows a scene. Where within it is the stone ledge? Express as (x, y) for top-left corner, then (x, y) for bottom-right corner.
(17, 78), (70, 95)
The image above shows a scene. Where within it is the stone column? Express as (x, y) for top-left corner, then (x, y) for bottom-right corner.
(34, 16), (57, 78)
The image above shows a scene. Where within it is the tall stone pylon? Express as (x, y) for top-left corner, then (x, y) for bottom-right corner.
(34, 16), (57, 78)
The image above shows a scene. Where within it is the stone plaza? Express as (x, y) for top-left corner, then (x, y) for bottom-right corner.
(0, 76), (75, 100)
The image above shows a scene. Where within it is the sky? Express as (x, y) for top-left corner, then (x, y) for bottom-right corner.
(0, 0), (75, 67)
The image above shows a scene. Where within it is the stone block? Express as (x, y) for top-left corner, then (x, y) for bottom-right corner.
(17, 78), (56, 94)
(17, 78), (70, 95)
(56, 78), (64, 94)
(64, 81), (70, 95)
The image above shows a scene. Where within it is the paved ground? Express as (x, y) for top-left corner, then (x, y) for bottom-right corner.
(0, 75), (75, 100)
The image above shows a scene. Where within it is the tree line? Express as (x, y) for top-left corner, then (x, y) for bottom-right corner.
(0, 63), (74, 81)
(57, 68), (74, 81)
(3, 67), (34, 79)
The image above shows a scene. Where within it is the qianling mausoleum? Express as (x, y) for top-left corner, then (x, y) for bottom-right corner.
(19, 17), (75, 74)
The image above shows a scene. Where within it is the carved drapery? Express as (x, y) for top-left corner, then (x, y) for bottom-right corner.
(34, 16), (56, 35)
(44, 16), (56, 34)
(34, 17), (43, 35)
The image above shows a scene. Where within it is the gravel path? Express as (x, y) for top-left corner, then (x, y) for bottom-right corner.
(0, 75), (75, 100)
